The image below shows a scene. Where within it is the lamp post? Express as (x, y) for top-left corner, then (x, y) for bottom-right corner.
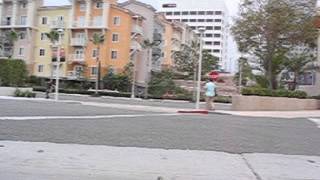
(55, 28), (64, 101)
(195, 27), (206, 109)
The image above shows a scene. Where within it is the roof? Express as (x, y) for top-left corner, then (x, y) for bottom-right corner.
(111, 4), (146, 20)
(119, 0), (157, 12)
(38, 5), (71, 11)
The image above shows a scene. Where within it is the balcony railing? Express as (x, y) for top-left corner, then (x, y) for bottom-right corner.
(132, 24), (143, 35)
(69, 54), (85, 63)
(89, 20), (103, 27)
(130, 40), (142, 51)
(67, 71), (84, 80)
(71, 38), (87, 46)
(50, 20), (65, 29)
(72, 20), (86, 28)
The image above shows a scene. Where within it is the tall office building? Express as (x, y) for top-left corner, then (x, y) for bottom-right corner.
(159, 0), (230, 72)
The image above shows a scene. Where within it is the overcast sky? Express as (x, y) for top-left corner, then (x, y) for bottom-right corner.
(44, 0), (241, 16)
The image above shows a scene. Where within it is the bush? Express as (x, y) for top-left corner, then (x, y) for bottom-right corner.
(0, 59), (28, 87)
(103, 73), (130, 92)
(14, 89), (36, 98)
(241, 87), (307, 99)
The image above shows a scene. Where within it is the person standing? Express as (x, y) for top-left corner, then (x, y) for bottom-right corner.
(204, 78), (216, 110)
(45, 80), (55, 99)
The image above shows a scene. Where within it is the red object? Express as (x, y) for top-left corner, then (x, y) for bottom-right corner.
(209, 71), (219, 80)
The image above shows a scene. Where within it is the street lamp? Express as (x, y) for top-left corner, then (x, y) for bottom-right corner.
(196, 27), (206, 109)
(55, 28), (64, 101)
(131, 36), (139, 99)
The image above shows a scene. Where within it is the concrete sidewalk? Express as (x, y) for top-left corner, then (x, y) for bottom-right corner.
(0, 141), (319, 180)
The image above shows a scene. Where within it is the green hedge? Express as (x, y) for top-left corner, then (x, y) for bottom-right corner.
(241, 87), (307, 99)
(0, 59), (28, 87)
(14, 89), (36, 98)
(33, 86), (232, 103)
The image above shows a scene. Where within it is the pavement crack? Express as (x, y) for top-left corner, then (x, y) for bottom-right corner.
(241, 154), (262, 180)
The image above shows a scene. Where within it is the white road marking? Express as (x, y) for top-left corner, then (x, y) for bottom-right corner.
(0, 114), (180, 121)
(308, 118), (320, 128)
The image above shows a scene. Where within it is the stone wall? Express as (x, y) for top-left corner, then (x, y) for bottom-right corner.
(232, 95), (320, 111)
(0, 87), (33, 96)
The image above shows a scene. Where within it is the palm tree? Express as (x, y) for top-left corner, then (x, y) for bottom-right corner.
(90, 32), (105, 95)
(6, 30), (18, 58)
(46, 30), (60, 45)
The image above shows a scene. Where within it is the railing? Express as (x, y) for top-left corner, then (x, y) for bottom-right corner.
(70, 38), (87, 46)
(132, 24), (143, 35)
(67, 71), (84, 80)
(69, 54), (85, 63)
(89, 20), (103, 27)
(50, 20), (65, 29)
(72, 20), (86, 28)
(130, 40), (142, 51)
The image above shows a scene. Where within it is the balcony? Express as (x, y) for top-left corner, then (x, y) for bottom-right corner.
(67, 71), (84, 80)
(71, 20), (86, 28)
(50, 20), (65, 29)
(132, 24), (143, 35)
(71, 38), (87, 46)
(89, 20), (103, 27)
(172, 32), (181, 41)
(130, 40), (142, 51)
(69, 54), (85, 63)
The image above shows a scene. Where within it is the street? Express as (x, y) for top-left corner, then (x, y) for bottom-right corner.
(0, 97), (320, 179)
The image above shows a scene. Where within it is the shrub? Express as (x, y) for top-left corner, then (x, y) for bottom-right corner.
(0, 59), (28, 87)
(14, 89), (36, 98)
(241, 87), (307, 99)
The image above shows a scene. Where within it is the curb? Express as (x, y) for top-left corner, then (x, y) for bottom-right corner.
(177, 110), (209, 114)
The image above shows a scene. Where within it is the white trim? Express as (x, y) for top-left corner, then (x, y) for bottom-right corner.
(113, 16), (121, 26)
(39, 48), (46, 57)
(110, 49), (118, 60)
(111, 33), (119, 43)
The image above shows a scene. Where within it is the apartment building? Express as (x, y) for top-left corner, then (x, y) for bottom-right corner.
(34, 5), (71, 79)
(68, 0), (144, 81)
(0, 0), (43, 72)
(160, 0), (229, 72)
(156, 13), (198, 69)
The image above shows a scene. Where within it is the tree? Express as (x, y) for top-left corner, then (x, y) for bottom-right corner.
(232, 0), (318, 89)
(102, 72), (130, 92)
(5, 30), (18, 58)
(234, 57), (254, 86)
(173, 41), (219, 100)
(90, 32), (105, 95)
(0, 59), (28, 87)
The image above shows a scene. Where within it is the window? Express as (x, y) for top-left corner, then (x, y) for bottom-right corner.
(213, 49), (220, 53)
(182, 19), (188, 22)
(189, 19), (196, 22)
(214, 41), (221, 45)
(111, 50), (118, 59)
(39, 49), (45, 56)
(6, 17), (11, 25)
(207, 11), (214, 15)
(112, 33), (119, 42)
(205, 34), (213, 38)
(205, 42), (212, 45)
(182, 11), (189, 15)
(92, 49), (98, 58)
(174, 11), (180, 15)
(166, 12), (172, 16)
(206, 26), (213, 30)
(19, 32), (26, 40)
(96, 2), (103, 9)
(206, 19), (214, 22)
(18, 47), (24, 56)
(190, 11), (197, 15)
(190, 26), (196, 30)
(215, 19), (222, 22)
(80, 3), (86, 11)
(113, 16), (121, 26)
(215, 11), (222, 15)
(198, 11), (205, 15)
(214, 26), (222, 30)
(214, 34), (221, 38)
(40, 33), (47, 41)
(38, 65), (44, 73)
(93, 16), (102, 26)
(41, 17), (48, 25)
(20, 16), (27, 25)
(198, 19), (205, 22)
(91, 67), (98, 76)
(20, 2), (27, 9)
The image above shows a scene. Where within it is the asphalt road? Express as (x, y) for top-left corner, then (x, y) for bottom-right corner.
(0, 99), (320, 156)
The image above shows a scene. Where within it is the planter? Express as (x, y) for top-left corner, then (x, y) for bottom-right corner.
(232, 95), (320, 111)
(0, 87), (33, 96)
